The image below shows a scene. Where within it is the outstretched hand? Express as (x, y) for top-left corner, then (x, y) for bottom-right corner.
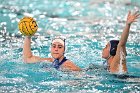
(126, 11), (140, 25)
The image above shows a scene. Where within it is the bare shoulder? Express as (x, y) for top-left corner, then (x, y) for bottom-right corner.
(63, 60), (74, 65)
(62, 60), (81, 71)
(114, 45), (126, 60)
(110, 46), (127, 73)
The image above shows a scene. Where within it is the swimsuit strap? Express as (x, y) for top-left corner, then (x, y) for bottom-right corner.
(52, 57), (67, 69)
(58, 57), (67, 66)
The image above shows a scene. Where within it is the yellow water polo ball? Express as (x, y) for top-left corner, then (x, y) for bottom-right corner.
(18, 17), (38, 36)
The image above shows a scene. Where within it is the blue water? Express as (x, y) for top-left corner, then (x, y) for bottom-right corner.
(0, 0), (140, 92)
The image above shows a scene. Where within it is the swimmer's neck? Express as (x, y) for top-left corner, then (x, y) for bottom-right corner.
(54, 56), (65, 62)
(107, 56), (114, 65)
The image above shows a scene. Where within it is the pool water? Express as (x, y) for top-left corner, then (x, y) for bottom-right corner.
(0, 0), (140, 92)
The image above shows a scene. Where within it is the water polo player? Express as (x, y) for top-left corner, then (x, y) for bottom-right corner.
(23, 36), (81, 71)
(102, 11), (140, 74)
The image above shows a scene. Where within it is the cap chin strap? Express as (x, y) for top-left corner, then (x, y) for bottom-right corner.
(107, 55), (111, 60)
(103, 55), (111, 70)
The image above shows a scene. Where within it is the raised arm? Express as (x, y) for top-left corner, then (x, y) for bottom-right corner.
(23, 36), (52, 63)
(118, 11), (140, 47)
(23, 36), (41, 63)
(110, 11), (140, 73)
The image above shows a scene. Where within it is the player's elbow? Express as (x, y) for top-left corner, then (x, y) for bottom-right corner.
(23, 56), (32, 63)
(71, 67), (81, 71)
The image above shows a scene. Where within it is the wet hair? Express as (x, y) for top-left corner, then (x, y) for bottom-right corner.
(109, 40), (119, 56)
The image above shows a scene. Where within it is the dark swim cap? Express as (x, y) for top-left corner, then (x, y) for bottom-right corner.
(109, 40), (119, 56)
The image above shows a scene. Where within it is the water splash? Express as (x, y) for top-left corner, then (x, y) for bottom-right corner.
(118, 47), (126, 74)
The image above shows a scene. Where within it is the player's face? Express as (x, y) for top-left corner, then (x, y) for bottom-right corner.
(102, 43), (110, 59)
(51, 42), (65, 59)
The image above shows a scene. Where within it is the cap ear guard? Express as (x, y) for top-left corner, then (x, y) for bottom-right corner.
(109, 40), (119, 56)
(49, 46), (51, 52)
(63, 46), (67, 54)
(110, 47), (117, 56)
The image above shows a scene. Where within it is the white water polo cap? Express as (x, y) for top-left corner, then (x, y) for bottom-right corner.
(52, 38), (65, 47)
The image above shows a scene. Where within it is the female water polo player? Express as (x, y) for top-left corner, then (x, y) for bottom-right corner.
(102, 11), (140, 74)
(23, 36), (81, 71)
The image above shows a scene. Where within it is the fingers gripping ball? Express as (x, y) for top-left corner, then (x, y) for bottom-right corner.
(18, 17), (38, 36)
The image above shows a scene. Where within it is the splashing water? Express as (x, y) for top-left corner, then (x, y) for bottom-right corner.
(118, 48), (126, 75)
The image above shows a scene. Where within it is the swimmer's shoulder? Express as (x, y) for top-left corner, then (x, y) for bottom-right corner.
(62, 59), (74, 66)
(62, 60), (81, 71)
